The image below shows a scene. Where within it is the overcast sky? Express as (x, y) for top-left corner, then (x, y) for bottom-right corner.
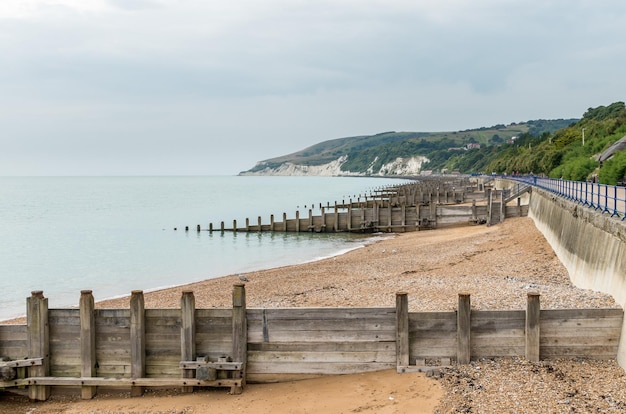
(1, 0), (624, 176)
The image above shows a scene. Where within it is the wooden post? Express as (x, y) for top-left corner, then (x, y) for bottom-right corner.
(27, 290), (50, 401)
(283, 213), (287, 231)
(258, 216), (262, 232)
(233, 219), (237, 233)
(295, 211), (300, 232)
(526, 292), (541, 363)
(180, 291), (196, 393)
(486, 190), (493, 225)
(232, 284), (247, 394)
(457, 293), (471, 365)
(308, 209), (313, 232)
(321, 207), (326, 231)
(130, 290), (146, 397)
(245, 218), (250, 232)
(396, 293), (409, 369)
(209, 223), (213, 232)
(471, 200), (477, 222)
(500, 191), (505, 223)
(401, 205), (406, 230)
(374, 201), (379, 230)
(220, 221), (224, 232)
(334, 206), (338, 232)
(79, 290), (97, 399)
(360, 205), (365, 229)
(196, 224), (201, 232)
(347, 205), (352, 231)
(270, 214), (275, 231)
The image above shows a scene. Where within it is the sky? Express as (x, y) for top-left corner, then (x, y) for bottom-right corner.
(1, 0), (624, 176)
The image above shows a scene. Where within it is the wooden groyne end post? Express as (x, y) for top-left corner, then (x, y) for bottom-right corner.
(180, 291), (196, 393)
(79, 290), (96, 399)
(27, 290), (50, 401)
(526, 292), (541, 362)
(457, 293), (471, 365)
(396, 292), (409, 369)
(130, 290), (146, 397)
(232, 283), (247, 394)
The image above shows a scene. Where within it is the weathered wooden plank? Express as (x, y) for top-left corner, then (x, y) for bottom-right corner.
(249, 308), (395, 320)
(0, 325), (28, 340)
(146, 333), (181, 342)
(49, 366), (81, 377)
(146, 324), (183, 334)
(247, 361), (394, 375)
(195, 309), (232, 318)
(409, 313), (457, 330)
(3, 376), (241, 388)
(411, 337), (456, 348)
(195, 336), (231, 350)
(471, 329), (525, 338)
(50, 347), (80, 361)
(540, 318), (623, 329)
(472, 310), (526, 319)
(196, 319), (232, 329)
(540, 346), (618, 358)
(248, 351), (396, 363)
(248, 330), (396, 343)
(262, 319), (396, 331)
(94, 318), (131, 328)
(540, 336), (621, 346)
(541, 309), (623, 319)
(471, 319), (525, 332)
(49, 324), (81, 335)
(471, 346), (525, 357)
(145, 367), (181, 377)
(411, 349), (456, 361)
(28, 291), (50, 401)
(540, 327), (622, 336)
(179, 361), (243, 370)
(96, 350), (132, 362)
(247, 342), (395, 352)
(195, 325), (232, 336)
(472, 337), (525, 347)
(0, 346), (29, 359)
(95, 335), (130, 344)
(94, 309), (131, 318)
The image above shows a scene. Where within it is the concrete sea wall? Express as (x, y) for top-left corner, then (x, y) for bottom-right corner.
(524, 186), (626, 367)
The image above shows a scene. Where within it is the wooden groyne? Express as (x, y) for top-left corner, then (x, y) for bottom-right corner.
(181, 176), (530, 233)
(1, 287), (622, 400)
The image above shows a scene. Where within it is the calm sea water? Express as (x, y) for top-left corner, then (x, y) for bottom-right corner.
(0, 176), (405, 320)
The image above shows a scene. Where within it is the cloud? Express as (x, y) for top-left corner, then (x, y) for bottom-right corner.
(0, 0), (625, 175)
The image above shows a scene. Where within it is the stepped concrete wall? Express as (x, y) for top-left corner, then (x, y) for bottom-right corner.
(523, 185), (626, 368)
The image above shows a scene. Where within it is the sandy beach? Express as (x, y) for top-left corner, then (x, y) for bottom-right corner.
(2, 217), (626, 413)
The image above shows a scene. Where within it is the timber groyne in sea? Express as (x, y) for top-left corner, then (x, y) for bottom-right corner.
(181, 176), (531, 234)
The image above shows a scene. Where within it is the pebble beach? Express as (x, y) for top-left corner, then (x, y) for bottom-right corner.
(3, 216), (626, 413)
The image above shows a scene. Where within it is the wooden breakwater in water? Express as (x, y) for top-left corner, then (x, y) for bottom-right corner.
(1, 287), (622, 400)
(180, 176), (530, 233)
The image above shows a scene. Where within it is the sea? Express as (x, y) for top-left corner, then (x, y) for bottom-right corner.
(0, 175), (407, 321)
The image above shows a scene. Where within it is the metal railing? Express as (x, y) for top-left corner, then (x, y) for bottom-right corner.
(505, 175), (626, 220)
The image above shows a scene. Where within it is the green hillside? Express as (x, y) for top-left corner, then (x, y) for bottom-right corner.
(243, 101), (626, 184)
(245, 120), (574, 174)
(470, 102), (626, 184)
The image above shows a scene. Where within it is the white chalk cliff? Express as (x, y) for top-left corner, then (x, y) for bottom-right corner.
(240, 155), (429, 176)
